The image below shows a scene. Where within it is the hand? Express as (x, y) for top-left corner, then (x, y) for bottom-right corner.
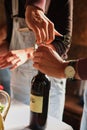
(33, 45), (66, 78)
(25, 5), (55, 44)
(0, 48), (34, 70)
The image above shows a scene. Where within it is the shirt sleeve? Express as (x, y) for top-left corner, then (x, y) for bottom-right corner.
(77, 58), (87, 80)
(26, 0), (46, 11)
(47, 0), (73, 59)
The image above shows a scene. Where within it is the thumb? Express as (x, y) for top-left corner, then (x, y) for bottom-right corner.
(54, 29), (63, 37)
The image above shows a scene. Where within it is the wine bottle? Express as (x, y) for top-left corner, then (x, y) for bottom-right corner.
(28, 71), (51, 130)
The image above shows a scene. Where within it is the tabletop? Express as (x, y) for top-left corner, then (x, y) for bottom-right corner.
(4, 99), (73, 130)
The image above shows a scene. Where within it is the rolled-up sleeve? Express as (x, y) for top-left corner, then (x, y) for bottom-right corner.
(47, 0), (73, 59)
(26, 0), (46, 11)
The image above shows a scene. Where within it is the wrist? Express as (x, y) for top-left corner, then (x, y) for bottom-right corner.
(56, 61), (69, 78)
(62, 61), (69, 78)
(26, 0), (46, 12)
(26, 5), (44, 12)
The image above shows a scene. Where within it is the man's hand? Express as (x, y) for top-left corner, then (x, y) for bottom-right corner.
(33, 45), (65, 78)
(25, 5), (55, 44)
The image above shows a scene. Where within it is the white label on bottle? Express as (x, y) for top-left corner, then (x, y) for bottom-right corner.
(30, 94), (43, 113)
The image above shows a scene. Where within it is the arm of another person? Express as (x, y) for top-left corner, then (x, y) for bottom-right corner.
(25, 0), (61, 44)
(0, 48), (34, 70)
(33, 45), (87, 80)
(25, 0), (73, 58)
(0, 0), (34, 69)
(19, 0), (73, 71)
(0, 18), (34, 70)
(47, 0), (73, 59)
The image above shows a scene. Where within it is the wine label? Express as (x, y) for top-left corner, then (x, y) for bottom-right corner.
(30, 94), (43, 113)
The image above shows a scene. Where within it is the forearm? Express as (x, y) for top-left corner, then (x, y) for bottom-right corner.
(52, 34), (71, 59)
(26, 0), (46, 11)
(49, 0), (73, 59)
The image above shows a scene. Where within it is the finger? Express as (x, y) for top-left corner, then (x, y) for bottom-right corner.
(25, 16), (41, 44)
(30, 25), (42, 44)
(33, 50), (44, 58)
(0, 58), (19, 69)
(37, 27), (46, 44)
(10, 60), (21, 70)
(46, 21), (55, 44)
(0, 62), (11, 69)
(4, 51), (14, 57)
(33, 63), (51, 75)
(7, 56), (17, 62)
(26, 14), (43, 44)
(10, 64), (18, 70)
(15, 61), (24, 67)
(33, 57), (42, 63)
(41, 28), (46, 43)
(11, 58), (20, 65)
(0, 55), (17, 68)
(40, 19), (49, 42)
(0, 57), (9, 66)
(0, 52), (14, 63)
(43, 16), (54, 44)
(54, 29), (63, 37)
(33, 63), (44, 73)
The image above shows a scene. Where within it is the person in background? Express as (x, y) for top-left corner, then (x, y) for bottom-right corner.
(0, 0), (73, 121)
(0, 24), (11, 95)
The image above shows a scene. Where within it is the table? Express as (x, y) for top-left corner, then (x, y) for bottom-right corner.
(5, 99), (73, 130)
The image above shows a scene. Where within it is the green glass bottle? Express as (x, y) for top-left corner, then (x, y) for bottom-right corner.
(29, 71), (51, 130)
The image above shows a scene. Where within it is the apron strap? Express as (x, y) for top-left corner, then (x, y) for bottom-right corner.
(12, 0), (19, 17)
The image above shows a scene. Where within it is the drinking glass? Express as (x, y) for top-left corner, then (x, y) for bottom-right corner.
(0, 90), (10, 120)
